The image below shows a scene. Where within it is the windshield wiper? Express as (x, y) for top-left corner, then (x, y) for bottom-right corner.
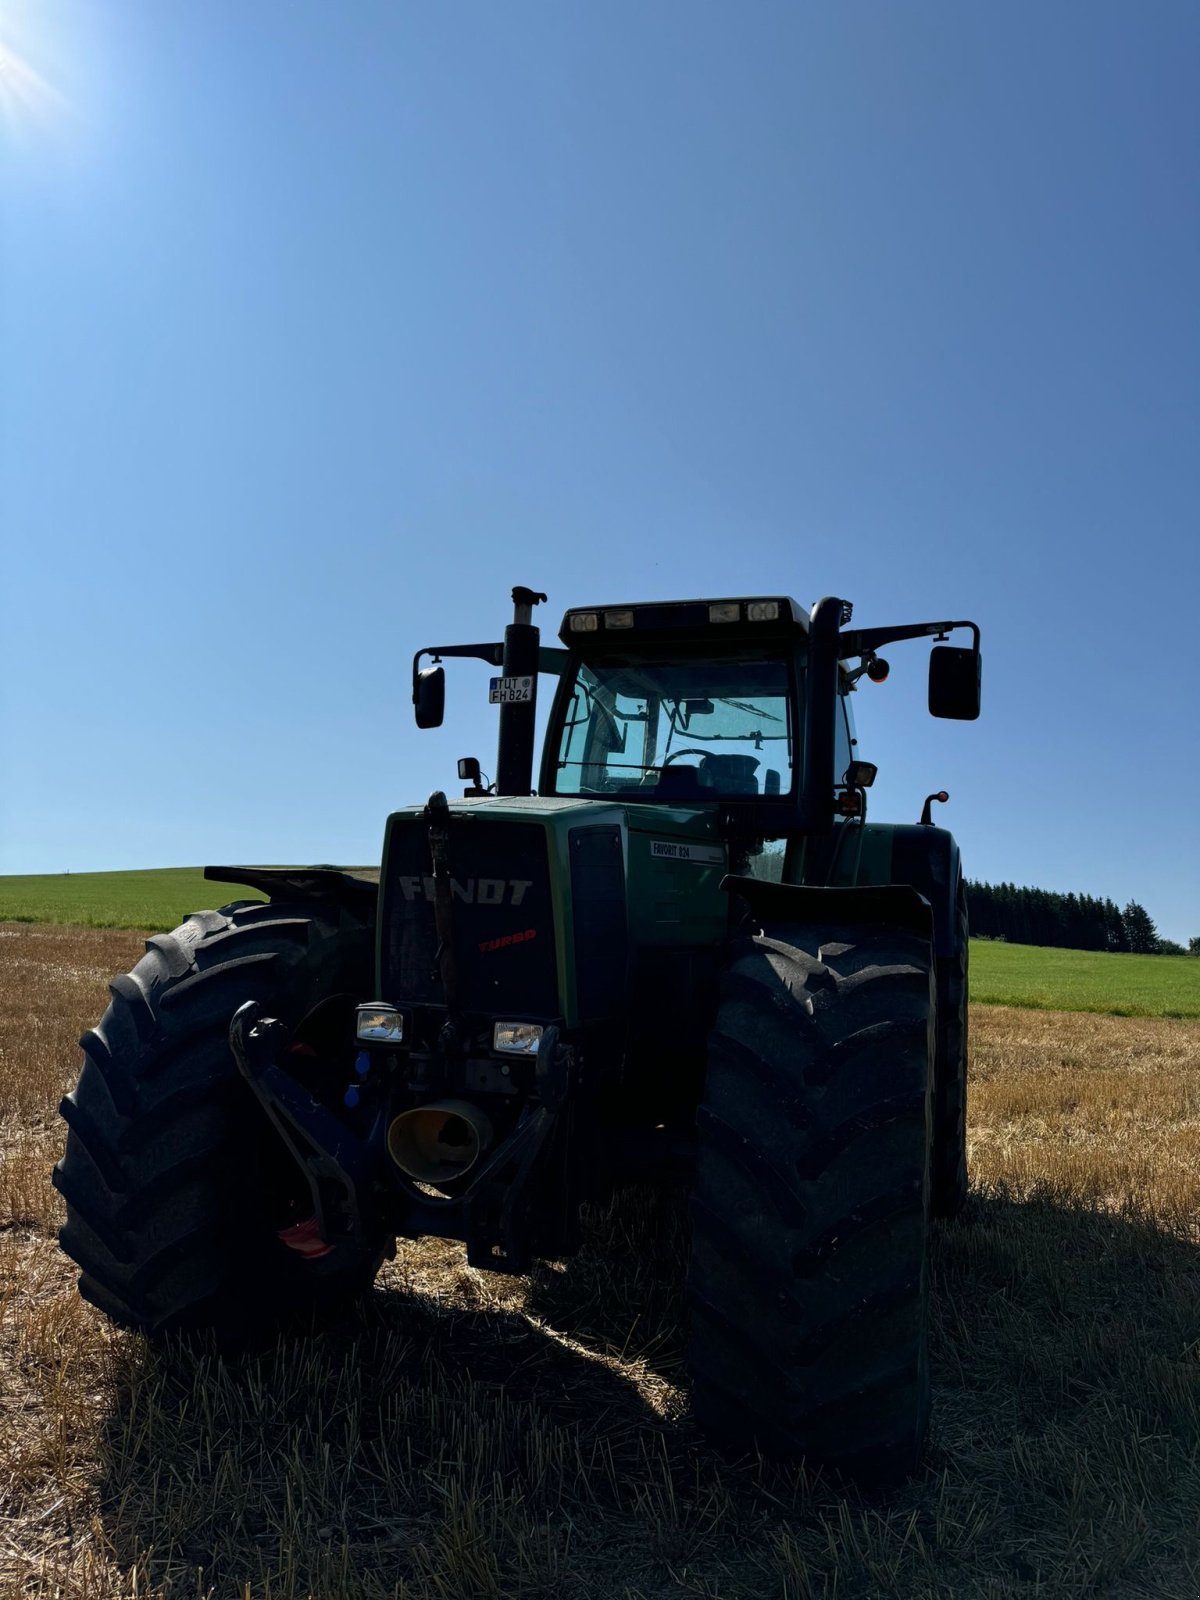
(715, 698), (783, 722)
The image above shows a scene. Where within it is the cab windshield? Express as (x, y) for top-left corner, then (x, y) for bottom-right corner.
(550, 653), (796, 800)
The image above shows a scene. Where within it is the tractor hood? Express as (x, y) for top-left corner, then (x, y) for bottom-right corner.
(376, 794), (729, 1031)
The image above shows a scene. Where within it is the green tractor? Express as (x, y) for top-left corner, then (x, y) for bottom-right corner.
(56, 587), (980, 1480)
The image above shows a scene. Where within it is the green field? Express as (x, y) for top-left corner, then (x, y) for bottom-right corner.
(2, 870), (1196, 1016)
(0, 868), (266, 930)
(970, 937), (1199, 1018)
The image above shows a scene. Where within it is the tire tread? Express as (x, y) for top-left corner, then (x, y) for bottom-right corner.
(686, 919), (934, 1481)
(55, 899), (386, 1343)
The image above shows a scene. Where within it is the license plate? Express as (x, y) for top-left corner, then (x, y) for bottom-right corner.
(489, 675), (534, 705)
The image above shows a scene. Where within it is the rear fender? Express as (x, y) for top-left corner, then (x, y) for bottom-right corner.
(818, 823), (961, 959)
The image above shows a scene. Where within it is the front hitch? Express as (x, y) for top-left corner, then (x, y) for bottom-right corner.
(228, 1001), (387, 1245)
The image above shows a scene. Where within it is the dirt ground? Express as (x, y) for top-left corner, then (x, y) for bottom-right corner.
(2, 921), (1199, 1598)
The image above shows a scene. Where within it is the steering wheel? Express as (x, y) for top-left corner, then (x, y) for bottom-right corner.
(660, 749), (712, 766)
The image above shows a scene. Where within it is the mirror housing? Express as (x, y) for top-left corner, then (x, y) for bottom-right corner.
(929, 646), (981, 720)
(457, 756), (481, 783)
(415, 666), (445, 729)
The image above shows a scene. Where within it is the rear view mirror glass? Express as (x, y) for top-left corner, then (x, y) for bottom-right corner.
(928, 646), (981, 720)
(415, 666), (446, 729)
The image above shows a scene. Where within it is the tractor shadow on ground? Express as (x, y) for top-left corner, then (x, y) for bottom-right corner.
(92, 1183), (1200, 1597)
(523, 1184), (692, 1385)
(92, 1232), (684, 1596)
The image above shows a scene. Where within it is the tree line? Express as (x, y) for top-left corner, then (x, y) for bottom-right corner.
(964, 881), (1195, 955)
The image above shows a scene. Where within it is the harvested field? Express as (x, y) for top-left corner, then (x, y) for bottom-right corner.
(2, 921), (1199, 1598)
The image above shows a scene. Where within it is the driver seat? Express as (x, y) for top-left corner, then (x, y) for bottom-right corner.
(699, 754), (760, 794)
(654, 764), (713, 799)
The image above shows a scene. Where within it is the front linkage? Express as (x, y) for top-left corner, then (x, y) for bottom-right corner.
(232, 999), (576, 1273)
(229, 790), (582, 1274)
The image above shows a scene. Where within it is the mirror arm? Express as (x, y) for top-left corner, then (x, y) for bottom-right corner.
(411, 641), (505, 706)
(839, 619), (980, 658)
(410, 641), (567, 706)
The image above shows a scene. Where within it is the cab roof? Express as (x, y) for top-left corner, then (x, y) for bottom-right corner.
(557, 596), (810, 648)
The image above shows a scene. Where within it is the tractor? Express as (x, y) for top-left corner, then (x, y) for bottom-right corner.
(55, 587), (980, 1480)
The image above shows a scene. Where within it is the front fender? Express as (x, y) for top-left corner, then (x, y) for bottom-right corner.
(723, 877), (934, 943)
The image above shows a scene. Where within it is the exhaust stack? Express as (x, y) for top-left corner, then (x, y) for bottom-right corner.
(495, 585), (546, 796)
(386, 1100), (494, 1184)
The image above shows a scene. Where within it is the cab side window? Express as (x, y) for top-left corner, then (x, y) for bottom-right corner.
(835, 692), (853, 785)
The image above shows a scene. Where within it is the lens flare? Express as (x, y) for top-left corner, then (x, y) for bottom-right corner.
(0, 37), (67, 130)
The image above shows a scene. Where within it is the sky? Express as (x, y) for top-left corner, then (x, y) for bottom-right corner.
(1, 1), (1197, 942)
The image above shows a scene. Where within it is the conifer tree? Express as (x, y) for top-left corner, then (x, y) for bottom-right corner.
(1122, 901), (1159, 954)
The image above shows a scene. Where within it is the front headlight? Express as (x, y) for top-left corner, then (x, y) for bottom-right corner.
(355, 1004), (405, 1045)
(493, 1021), (543, 1056)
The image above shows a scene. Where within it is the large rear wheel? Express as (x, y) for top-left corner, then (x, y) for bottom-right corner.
(54, 899), (391, 1344)
(686, 922), (934, 1482)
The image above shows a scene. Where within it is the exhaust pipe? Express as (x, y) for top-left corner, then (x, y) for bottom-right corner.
(495, 585), (546, 797)
(386, 1099), (494, 1184)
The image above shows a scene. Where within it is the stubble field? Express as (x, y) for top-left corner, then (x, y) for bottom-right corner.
(2, 920), (1200, 1598)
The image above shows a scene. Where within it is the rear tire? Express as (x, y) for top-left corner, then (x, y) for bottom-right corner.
(686, 923), (934, 1482)
(930, 878), (969, 1219)
(54, 899), (391, 1344)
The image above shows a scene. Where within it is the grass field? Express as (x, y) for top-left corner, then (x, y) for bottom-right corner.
(2, 870), (1197, 1018)
(2, 919), (1200, 1596)
(0, 868), (265, 930)
(971, 939), (1200, 1018)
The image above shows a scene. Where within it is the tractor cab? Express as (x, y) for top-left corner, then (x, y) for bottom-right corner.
(545, 649), (795, 803)
(544, 599), (809, 810)
(414, 587), (978, 844)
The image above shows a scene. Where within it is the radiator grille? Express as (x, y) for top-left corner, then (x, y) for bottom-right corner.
(381, 818), (559, 1017)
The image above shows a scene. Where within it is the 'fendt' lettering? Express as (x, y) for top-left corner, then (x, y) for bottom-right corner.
(396, 876), (533, 907)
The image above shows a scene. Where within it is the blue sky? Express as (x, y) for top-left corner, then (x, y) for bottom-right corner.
(1, 1), (1196, 942)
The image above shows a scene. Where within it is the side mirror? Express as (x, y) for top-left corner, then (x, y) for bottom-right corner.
(415, 666), (445, 729)
(929, 646), (981, 720)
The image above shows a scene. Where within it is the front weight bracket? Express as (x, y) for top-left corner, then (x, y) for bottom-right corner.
(228, 1000), (384, 1244)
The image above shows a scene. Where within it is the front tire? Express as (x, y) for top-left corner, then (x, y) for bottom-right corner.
(686, 922), (934, 1482)
(54, 899), (391, 1344)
